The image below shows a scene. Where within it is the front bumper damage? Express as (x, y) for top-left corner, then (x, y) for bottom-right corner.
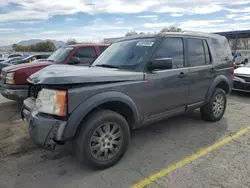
(22, 97), (67, 150)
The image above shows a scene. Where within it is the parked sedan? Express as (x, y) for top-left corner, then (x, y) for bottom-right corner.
(0, 57), (24, 72)
(11, 54), (51, 65)
(233, 63), (250, 92)
(8, 53), (23, 58)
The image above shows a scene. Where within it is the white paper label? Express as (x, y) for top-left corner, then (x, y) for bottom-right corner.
(136, 41), (154, 47)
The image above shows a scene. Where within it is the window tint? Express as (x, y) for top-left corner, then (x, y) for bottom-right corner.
(203, 40), (211, 64)
(73, 47), (97, 64)
(100, 46), (108, 53)
(154, 37), (184, 68)
(187, 39), (205, 66)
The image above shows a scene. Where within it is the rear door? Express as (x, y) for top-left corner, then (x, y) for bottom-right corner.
(187, 38), (214, 104)
(72, 47), (97, 65)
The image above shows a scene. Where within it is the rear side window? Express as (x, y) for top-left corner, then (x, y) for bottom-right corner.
(154, 37), (184, 68)
(212, 38), (232, 62)
(187, 38), (206, 67)
(100, 46), (108, 53)
(203, 40), (211, 64)
(73, 47), (97, 64)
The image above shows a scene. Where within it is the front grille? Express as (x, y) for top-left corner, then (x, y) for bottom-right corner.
(235, 75), (250, 82)
(29, 84), (42, 98)
(0, 71), (6, 84)
(233, 81), (250, 91)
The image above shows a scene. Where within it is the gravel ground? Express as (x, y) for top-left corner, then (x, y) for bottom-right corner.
(0, 96), (35, 157)
(0, 92), (249, 188)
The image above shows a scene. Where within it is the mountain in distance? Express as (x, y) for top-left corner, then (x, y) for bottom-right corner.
(0, 39), (66, 51)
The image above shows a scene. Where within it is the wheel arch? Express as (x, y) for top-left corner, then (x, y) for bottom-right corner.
(205, 75), (231, 103)
(62, 91), (140, 140)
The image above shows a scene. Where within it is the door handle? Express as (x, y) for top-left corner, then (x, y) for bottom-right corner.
(178, 72), (185, 78)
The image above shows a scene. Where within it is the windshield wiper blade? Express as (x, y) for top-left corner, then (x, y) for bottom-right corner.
(47, 59), (55, 62)
(95, 64), (119, 69)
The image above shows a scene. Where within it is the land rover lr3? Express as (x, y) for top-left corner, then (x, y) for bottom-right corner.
(22, 32), (233, 169)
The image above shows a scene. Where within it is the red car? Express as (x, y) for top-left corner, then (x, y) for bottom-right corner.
(0, 44), (109, 101)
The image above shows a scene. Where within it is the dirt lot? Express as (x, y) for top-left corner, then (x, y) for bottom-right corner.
(0, 96), (35, 157)
(0, 92), (250, 188)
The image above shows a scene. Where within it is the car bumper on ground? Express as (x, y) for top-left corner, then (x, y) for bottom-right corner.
(22, 97), (67, 150)
(0, 84), (28, 101)
(233, 77), (250, 92)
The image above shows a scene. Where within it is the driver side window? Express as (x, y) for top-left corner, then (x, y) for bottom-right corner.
(154, 37), (184, 69)
(73, 47), (97, 64)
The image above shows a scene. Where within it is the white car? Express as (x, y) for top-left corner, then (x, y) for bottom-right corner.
(233, 63), (250, 92)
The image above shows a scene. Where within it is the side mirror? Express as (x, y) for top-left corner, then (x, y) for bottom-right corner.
(147, 58), (172, 71)
(69, 56), (80, 65)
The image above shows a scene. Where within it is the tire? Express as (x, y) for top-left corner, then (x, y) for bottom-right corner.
(75, 109), (130, 169)
(200, 88), (227, 122)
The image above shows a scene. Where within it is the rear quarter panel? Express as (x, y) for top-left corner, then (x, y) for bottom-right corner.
(207, 37), (233, 87)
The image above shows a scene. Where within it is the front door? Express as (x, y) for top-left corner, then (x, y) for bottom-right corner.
(143, 37), (189, 119)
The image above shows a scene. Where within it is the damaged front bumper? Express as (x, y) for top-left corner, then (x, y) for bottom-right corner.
(22, 97), (67, 150)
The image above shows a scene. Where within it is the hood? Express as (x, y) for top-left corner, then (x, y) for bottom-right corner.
(234, 67), (250, 75)
(29, 64), (144, 85)
(2, 60), (53, 72)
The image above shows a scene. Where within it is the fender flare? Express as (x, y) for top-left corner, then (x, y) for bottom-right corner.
(205, 75), (230, 103)
(62, 91), (139, 140)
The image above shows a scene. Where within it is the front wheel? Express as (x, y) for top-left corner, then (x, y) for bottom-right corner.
(201, 88), (227, 122)
(75, 110), (130, 169)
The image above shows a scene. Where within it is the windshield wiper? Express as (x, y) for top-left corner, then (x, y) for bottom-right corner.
(47, 59), (55, 62)
(95, 64), (119, 69)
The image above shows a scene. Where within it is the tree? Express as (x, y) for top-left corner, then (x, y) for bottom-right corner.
(12, 44), (18, 51)
(125, 31), (138, 37)
(12, 41), (56, 52)
(139, 32), (145, 35)
(160, 27), (182, 33)
(66, 38), (77, 45)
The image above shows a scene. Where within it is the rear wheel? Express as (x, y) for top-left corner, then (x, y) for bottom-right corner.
(201, 88), (227, 122)
(75, 110), (130, 169)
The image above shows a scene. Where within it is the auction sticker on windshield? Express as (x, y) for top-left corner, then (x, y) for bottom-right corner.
(136, 41), (154, 47)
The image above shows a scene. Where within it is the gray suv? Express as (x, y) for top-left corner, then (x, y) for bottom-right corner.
(22, 32), (233, 169)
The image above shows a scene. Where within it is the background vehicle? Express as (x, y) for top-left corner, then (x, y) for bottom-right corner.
(234, 52), (249, 67)
(0, 58), (7, 62)
(11, 53), (51, 65)
(0, 44), (109, 101)
(8, 53), (22, 58)
(233, 62), (250, 92)
(22, 32), (233, 169)
(0, 57), (24, 72)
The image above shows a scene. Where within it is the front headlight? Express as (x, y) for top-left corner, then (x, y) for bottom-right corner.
(6, 72), (15, 84)
(36, 89), (67, 116)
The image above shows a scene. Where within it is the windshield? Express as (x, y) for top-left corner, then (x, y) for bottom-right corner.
(92, 38), (155, 71)
(47, 47), (73, 63)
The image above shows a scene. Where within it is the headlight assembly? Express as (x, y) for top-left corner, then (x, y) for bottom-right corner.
(36, 89), (67, 116)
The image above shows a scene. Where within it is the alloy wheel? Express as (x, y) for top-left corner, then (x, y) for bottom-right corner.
(212, 94), (225, 118)
(89, 122), (123, 161)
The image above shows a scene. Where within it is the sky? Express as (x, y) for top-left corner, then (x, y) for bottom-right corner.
(0, 0), (250, 45)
